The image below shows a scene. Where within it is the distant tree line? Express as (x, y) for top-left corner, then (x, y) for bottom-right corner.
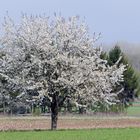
(100, 45), (140, 112)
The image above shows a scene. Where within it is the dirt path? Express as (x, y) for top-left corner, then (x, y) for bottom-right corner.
(0, 116), (140, 130)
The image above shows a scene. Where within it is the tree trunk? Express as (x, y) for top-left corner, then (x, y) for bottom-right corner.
(3, 101), (6, 115)
(67, 99), (72, 113)
(78, 106), (86, 114)
(51, 95), (59, 130)
(51, 109), (58, 130)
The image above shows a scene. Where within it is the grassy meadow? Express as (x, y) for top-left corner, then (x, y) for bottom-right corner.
(127, 101), (140, 116)
(0, 128), (140, 140)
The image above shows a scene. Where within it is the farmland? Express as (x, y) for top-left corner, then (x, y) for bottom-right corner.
(0, 104), (140, 139)
(0, 115), (140, 131)
(0, 128), (140, 140)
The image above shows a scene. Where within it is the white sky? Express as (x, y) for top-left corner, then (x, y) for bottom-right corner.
(0, 0), (140, 44)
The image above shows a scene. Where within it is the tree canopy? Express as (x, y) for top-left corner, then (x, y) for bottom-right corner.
(0, 15), (125, 129)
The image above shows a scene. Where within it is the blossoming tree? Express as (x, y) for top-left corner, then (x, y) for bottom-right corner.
(0, 15), (125, 129)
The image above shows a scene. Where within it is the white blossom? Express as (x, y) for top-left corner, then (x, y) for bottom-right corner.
(0, 15), (125, 110)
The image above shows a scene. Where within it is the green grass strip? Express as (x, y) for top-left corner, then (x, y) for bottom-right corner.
(0, 128), (140, 140)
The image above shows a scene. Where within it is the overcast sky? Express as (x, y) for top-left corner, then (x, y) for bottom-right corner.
(0, 0), (140, 44)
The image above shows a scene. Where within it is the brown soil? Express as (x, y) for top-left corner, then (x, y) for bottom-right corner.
(0, 116), (140, 131)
